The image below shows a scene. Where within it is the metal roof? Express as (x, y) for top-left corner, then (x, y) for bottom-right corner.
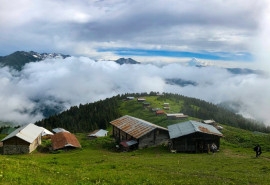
(203, 120), (216, 124)
(51, 132), (81, 150)
(52, 128), (70, 133)
(1, 123), (44, 143)
(120, 140), (138, 147)
(41, 128), (54, 136)
(168, 120), (223, 139)
(156, 110), (165, 114)
(166, 113), (185, 116)
(110, 115), (168, 139)
(88, 129), (108, 137)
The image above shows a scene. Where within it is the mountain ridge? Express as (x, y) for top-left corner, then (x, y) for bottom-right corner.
(114, 57), (140, 65)
(0, 51), (70, 70)
(0, 51), (263, 75)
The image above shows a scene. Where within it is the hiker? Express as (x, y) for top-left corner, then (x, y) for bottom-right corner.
(254, 144), (262, 157)
(210, 143), (217, 154)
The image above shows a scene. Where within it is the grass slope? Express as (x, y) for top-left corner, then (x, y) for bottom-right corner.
(1, 95), (270, 184)
(119, 96), (190, 128)
(0, 134), (270, 185)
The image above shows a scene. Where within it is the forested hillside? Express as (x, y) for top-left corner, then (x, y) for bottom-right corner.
(35, 96), (122, 132)
(35, 93), (270, 133)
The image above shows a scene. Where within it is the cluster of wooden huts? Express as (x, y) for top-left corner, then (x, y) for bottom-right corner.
(0, 117), (223, 154)
(110, 115), (223, 153)
(0, 124), (81, 155)
(117, 96), (223, 152)
(0, 96), (224, 155)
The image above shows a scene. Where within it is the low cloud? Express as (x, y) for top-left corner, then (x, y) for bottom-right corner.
(0, 57), (269, 126)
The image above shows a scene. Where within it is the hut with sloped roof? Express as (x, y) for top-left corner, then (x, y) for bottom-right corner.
(51, 132), (81, 150)
(1, 123), (44, 154)
(168, 120), (223, 153)
(88, 129), (108, 139)
(110, 115), (169, 149)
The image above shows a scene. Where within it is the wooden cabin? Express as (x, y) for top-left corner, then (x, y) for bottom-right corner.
(110, 115), (169, 150)
(168, 120), (223, 153)
(1, 123), (44, 154)
(166, 113), (188, 120)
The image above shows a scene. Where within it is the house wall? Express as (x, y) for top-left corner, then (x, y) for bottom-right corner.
(112, 126), (133, 141)
(2, 135), (42, 155)
(3, 137), (30, 154)
(171, 133), (220, 153)
(113, 126), (169, 149)
(138, 131), (155, 148)
(138, 129), (169, 149)
(29, 135), (42, 153)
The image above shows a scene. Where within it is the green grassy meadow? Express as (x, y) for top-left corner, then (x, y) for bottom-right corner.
(1, 96), (270, 184)
(0, 131), (270, 185)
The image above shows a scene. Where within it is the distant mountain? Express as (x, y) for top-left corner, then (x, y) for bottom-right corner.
(187, 58), (212, 67)
(187, 58), (264, 75)
(225, 68), (264, 75)
(114, 58), (140, 65)
(165, 78), (197, 87)
(0, 51), (70, 70)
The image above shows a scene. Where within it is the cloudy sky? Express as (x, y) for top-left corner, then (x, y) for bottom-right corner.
(1, 0), (270, 68)
(1, 0), (270, 126)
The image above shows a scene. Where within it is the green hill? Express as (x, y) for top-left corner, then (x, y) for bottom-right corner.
(1, 92), (270, 184)
(35, 92), (269, 134)
(0, 125), (270, 184)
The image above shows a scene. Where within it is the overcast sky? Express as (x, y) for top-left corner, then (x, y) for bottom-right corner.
(1, 0), (270, 127)
(1, 0), (270, 68)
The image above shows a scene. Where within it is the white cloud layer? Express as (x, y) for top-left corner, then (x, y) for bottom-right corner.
(0, 57), (270, 126)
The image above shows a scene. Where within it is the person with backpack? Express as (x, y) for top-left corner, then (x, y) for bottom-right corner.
(210, 143), (217, 154)
(254, 144), (262, 157)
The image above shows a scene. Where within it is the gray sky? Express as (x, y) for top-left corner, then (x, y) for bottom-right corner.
(1, 0), (269, 67)
(1, 0), (270, 126)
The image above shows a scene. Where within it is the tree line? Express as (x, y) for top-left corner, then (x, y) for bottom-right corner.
(157, 93), (270, 133)
(35, 96), (122, 133)
(34, 92), (270, 133)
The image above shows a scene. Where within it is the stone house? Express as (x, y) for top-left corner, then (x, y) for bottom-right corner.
(1, 123), (44, 154)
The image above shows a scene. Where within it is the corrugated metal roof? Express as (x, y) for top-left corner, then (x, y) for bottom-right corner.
(168, 120), (223, 139)
(110, 115), (168, 139)
(156, 110), (165, 114)
(166, 113), (185, 116)
(120, 140), (138, 147)
(203, 120), (216, 124)
(88, 129), (108, 137)
(51, 132), (81, 150)
(41, 128), (54, 136)
(1, 123), (44, 143)
(52, 128), (70, 133)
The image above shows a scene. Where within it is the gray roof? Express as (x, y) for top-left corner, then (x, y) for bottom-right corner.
(88, 129), (108, 137)
(41, 128), (54, 136)
(52, 128), (69, 133)
(1, 123), (44, 143)
(168, 120), (223, 139)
